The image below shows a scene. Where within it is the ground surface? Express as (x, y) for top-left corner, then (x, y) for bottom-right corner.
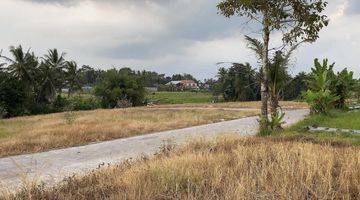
(153, 101), (308, 109)
(0, 109), (309, 191)
(7, 136), (358, 200)
(0, 108), (257, 157)
(279, 110), (360, 145)
(146, 91), (215, 104)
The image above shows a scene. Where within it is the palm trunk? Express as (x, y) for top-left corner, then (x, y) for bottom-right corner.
(259, 15), (270, 134)
(270, 92), (279, 117)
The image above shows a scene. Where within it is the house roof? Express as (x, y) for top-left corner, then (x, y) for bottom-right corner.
(180, 80), (196, 84)
(165, 81), (182, 85)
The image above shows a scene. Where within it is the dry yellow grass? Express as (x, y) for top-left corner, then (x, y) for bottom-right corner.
(0, 108), (257, 157)
(5, 136), (359, 200)
(153, 101), (308, 109)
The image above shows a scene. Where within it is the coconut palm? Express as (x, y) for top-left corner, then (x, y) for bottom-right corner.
(37, 62), (58, 103)
(43, 49), (66, 93)
(1, 45), (38, 86)
(65, 61), (82, 96)
(245, 36), (298, 117)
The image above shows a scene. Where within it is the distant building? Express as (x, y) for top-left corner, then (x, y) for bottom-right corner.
(165, 80), (199, 90)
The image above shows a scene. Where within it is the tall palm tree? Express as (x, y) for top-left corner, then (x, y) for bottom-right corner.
(37, 62), (58, 103)
(245, 36), (298, 117)
(1, 45), (38, 86)
(65, 61), (82, 96)
(43, 49), (66, 93)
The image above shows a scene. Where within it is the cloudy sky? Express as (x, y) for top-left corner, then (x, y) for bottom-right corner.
(0, 0), (359, 79)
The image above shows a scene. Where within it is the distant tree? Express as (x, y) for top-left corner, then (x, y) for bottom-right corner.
(1, 45), (38, 88)
(139, 70), (167, 87)
(80, 65), (104, 86)
(65, 61), (82, 96)
(283, 72), (309, 100)
(94, 68), (145, 108)
(331, 68), (355, 109)
(218, 0), (329, 133)
(171, 73), (197, 82)
(0, 71), (27, 117)
(43, 49), (66, 92)
(216, 63), (260, 101)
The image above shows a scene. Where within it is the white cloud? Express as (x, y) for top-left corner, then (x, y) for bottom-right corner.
(0, 0), (358, 79)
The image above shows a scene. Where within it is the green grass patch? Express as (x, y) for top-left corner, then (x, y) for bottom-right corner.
(146, 92), (218, 104)
(273, 110), (360, 146)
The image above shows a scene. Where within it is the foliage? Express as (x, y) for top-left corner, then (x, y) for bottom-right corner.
(283, 72), (309, 100)
(331, 68), (355, 109)
(217, 0), (329, 45)
(65, 61), (83, 96)
(67, 95), (101, 111)
(216, 63), (260, 101)
(303, 59), (339, 114)
(94, 68), (145, 108)
(0, 71), (27, 117)
(218, 0), (329, 133)
(303, 89), (338, 114)
(268, 109), (286, 131)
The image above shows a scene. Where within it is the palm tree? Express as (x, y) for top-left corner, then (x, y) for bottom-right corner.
(43, 49), (66, 93)
(245, 36), (298, 117)
(1, 46), (38, 86)
(37, 62), (58, 103)
(65, 61), (82, 96)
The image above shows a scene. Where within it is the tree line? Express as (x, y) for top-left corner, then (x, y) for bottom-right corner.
(0, 45), (202, 118)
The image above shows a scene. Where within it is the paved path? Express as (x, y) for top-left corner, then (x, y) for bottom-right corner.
(0, 109), (309, 190)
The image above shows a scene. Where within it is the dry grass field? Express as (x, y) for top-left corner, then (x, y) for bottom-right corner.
(0, 108), (257, 157)
(153, 101), (308, 110)
(5, 136), (359, 200)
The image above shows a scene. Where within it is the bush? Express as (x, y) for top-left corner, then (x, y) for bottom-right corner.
(304, 59), (339, 114)
(67, 95), (101, 111)
(303, 89), (338, 114)
(94, 68), (145, 108)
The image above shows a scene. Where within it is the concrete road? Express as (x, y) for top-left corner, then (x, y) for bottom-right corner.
(0, 109), (309, 190)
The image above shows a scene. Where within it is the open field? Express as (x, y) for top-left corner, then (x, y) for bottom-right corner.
(0, 108), (257, 158)
(275, 110), (360, 145)
(153, 101), (308, 109)
(146, 91), (217, 104)
(4, 136), (359, 200)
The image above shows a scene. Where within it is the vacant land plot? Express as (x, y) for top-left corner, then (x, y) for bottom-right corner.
(5, 137), (359, 200)
(0, 108), (257, 157)
(153, 101), (308, 109)
(146, 92), (216, 104)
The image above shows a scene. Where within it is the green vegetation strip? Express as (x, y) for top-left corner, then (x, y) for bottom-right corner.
(275, 110), (360, 146)
(146, 92), (216, 104)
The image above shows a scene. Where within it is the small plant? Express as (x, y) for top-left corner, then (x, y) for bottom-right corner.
(268, 109), (286, 131)
(63, 105), (77, 124)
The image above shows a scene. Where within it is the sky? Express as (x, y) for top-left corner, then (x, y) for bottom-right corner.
(0, 0), (359, 80)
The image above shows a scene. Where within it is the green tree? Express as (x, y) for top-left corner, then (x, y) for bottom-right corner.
(65, 61), (82, 96)
(217, 0), (328, 133)
(43, 49), (66, 92)
(216, 63), (260, 101)
(303, 59), (338, 114)
(94, 68), (145, 108)
(1, 45), (38, 88)
(331, 68), (355, 109)
(283, 72), (309, 100)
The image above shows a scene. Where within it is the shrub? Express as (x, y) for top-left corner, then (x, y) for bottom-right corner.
(67, 95), (101, 111)
(94, 68), (145, 108)
(304, 59), (339, 114)
(303, 89), (338, 114)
